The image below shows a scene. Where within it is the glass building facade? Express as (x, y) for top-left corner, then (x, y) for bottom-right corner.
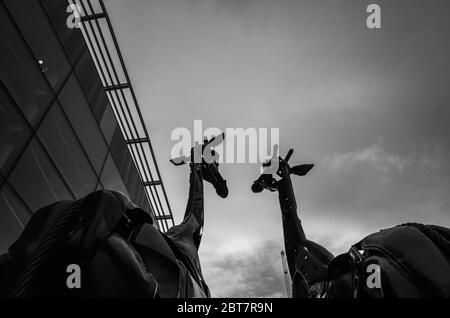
(0, 0), (173, 255)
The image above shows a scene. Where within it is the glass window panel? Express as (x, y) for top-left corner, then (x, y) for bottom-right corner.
(9, 138), (74, 212)
(126, 163), (144, 206)
(95, 182), (103, 191)
(100, 102), (117, 144)
(134, 184), (148, 210)
(38, 102), (98, 198)
(58, 74), (108, 173)
(40, 0), (86, 65)
(0, 183), (31, 255)
(5, 0), (71, 92)
(110, 128), (149, 209)
(75, 50), (107, 114)
(100, 153), (130, 199)
(0, 4), (54, 126)
(110, 127), (130, 171)
(110, 128), (136, 180)
(0, 83), (33, 176)
(92, 87), (109, 123)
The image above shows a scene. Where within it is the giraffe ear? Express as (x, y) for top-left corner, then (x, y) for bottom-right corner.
(205, 132), (225, 146)
(170, 157), (188, 166)
(291, 164), (314, 176)
(284, 149), (294, 162)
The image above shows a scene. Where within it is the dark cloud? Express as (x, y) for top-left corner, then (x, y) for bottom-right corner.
(314, 142), (450, 215)
(202, 240), (287, 298)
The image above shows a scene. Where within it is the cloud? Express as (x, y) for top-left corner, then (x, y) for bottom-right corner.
(325, 143), (409, 174)
(304, 216), (371, 255)
(201, 240), (287, 298)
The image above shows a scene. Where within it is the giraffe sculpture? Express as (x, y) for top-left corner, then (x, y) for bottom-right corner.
(165, 133), (229, 295)
(251, 148), (334, 297)
(0, 135), (228, 298)
(251, 148), (450, 298)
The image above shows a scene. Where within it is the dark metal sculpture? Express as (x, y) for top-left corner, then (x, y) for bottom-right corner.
(0, 135), (228, 298)
(251, 149), (334, 297)
(251, 148), (450, 298)
(165, 133), (229, 293)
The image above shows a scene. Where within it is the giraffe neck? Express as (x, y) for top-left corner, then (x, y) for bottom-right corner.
(183, 162), (204, 228)
(278, 173), (297, 215)
(278, 173), (308, 279)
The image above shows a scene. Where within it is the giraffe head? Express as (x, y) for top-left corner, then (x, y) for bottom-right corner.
(251, 148), (314, 193)
(171, 133), (228, 198)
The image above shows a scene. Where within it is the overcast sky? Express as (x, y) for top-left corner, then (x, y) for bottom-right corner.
(105, 0), (450, 297)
